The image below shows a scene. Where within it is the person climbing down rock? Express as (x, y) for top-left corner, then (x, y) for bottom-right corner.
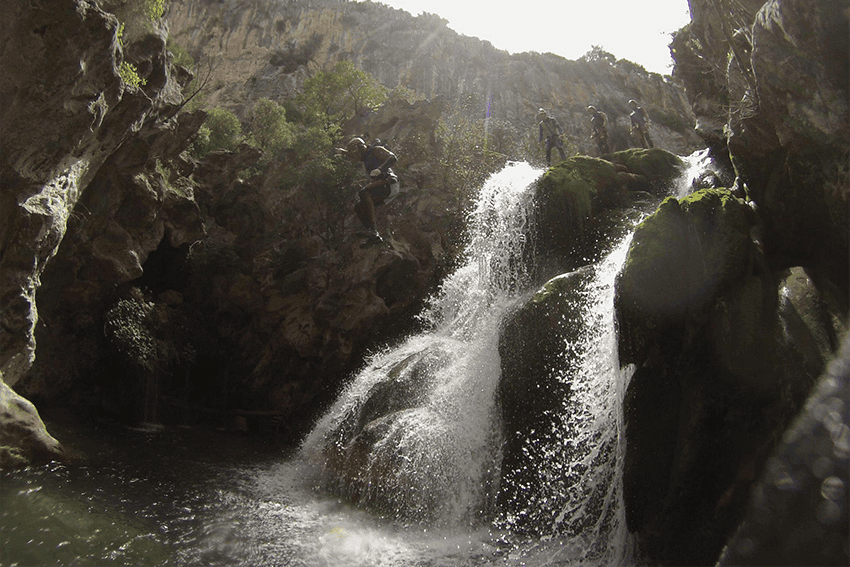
(587, 105), (610, 155)
(629, 99), (653, 148)
(537, 108), (567, 165)
(337, 137), (400, 248)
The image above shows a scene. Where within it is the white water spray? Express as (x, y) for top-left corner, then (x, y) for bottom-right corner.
(497, 233), (637, 566)
(677, 148), (722, 198)
(300, 162), (543, 527)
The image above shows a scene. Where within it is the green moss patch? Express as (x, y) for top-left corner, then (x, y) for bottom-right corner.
(608, 148), (685, 190)
(534, 157), (623, 265)
(617, 188), (751, 326)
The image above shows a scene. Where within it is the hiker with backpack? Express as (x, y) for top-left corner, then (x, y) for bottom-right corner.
(537, 108), (567, 165)
(587, 105), (610, 155)
(338, 137), (399, 247)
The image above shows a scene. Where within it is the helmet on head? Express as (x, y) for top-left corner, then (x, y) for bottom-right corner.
(587, 105), (597, 113)
(629, 99), (638, 107)
(537, 108), (547, 121)
(346, 137), (367, 155)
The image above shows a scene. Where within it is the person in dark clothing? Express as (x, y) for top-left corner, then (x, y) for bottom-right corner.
(537, 108), (567, 165)
(587, 105), (609, 155)
(629, 99), (653, 148)
(338, 137), (399, 247)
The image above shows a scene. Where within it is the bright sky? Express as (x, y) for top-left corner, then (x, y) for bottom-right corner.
(377, 0), (692, 74)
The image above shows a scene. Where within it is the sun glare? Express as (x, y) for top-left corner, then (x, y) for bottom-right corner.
(378, 0), (691, 74)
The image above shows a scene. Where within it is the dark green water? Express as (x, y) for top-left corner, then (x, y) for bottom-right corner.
(0, 421), (299, 566)
(0, 421), (504, 567)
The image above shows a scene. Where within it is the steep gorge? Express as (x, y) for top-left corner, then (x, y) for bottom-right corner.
(1, 0), (848, 564)
(165, 0), (703, 155)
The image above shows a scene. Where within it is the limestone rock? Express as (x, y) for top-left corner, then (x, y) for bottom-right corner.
(1, 0), (204, 389)
(672, 0), (849, 311)
(717, 333), (850, 566)
(167, 0), (703, 156)
(0, 379), (64, 470)
(615, 189), (847, 564)
(533, 151), (684, 277)
(497, 268), (593, 528)
(616, 189), (752, 346)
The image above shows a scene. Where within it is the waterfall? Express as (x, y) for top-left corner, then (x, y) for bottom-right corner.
(496, 233), (637, 566)
(300, 161), (543, 527)
(297, 158), (670, 564)
(677, 148), (722, 198)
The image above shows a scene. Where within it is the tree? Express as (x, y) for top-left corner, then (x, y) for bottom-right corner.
(249, 98), (295, 157)
(297, 61), (388, 126)
(436, 95), (506, 205)
(190, 108), (242, 158)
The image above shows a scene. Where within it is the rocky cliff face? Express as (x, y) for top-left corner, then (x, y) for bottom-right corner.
(617, 0), (849, 563)
(1, 1), (198, 387)
(2, 0), (703, 443)
(166, 0), (703, 156)
(2, 0), (490, 443)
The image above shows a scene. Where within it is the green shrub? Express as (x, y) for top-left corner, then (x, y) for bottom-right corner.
(119, 60), (145, 88)
(248, 98), (296, 158)
(116, 22), (146, 88)
(144, 0), (166, 21)
(297, 60), (388, 127)
(190, 107), (242, 158)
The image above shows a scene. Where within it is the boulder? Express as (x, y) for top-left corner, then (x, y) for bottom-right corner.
(672, 0), (849, 311)
(615, 187), (847, 564)
(717, 333), (850, 566)
(616, 189), (753, 354)
(0, 379), (64, 470)
(533, 151), (686, 279)
(533, 157), (626, 274)
(606, 148), (686, 192)
(496, 268), (593, 528)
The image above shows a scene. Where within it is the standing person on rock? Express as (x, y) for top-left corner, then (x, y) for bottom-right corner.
(337, 137), (399, 248)
(587, 105), (610, 155)
(537, 108), (567, 165)
(629, 99), (653, 148)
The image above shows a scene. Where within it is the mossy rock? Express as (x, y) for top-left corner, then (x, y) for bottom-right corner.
(534, 157), (625, 271)
(499, 268), (593, 433)
(616, 188), (753, 361)
(497, 268), (593, 524)
(608, 148), (685, 191)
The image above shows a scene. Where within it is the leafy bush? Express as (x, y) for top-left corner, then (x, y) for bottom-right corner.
(249, 98), (296, 158)
(167, 38), (194, 69)
(297, 60), (388, 126)
(116, 22), (146, 88)
(436, 95), (506, 204)
(187, 236), (241, 279)
(190, 107), (242, 158)
(388, 84), (424, 105)
(143, 0), (166, 21)
(119, 61), (145, 88)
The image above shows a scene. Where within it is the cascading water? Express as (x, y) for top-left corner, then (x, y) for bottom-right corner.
(677, 148), (724, 198)
(292, 160), (650, 565)
(1, 156), (712, 567)
(494, 234), (637, 566)
(299, 161), (542, 528)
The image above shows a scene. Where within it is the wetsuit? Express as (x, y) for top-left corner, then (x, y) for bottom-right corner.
(590, 111), (609, 155)
(630, 106), (653, 148)
(355, 144), (399, 235)
(539, 116), (567, 164)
